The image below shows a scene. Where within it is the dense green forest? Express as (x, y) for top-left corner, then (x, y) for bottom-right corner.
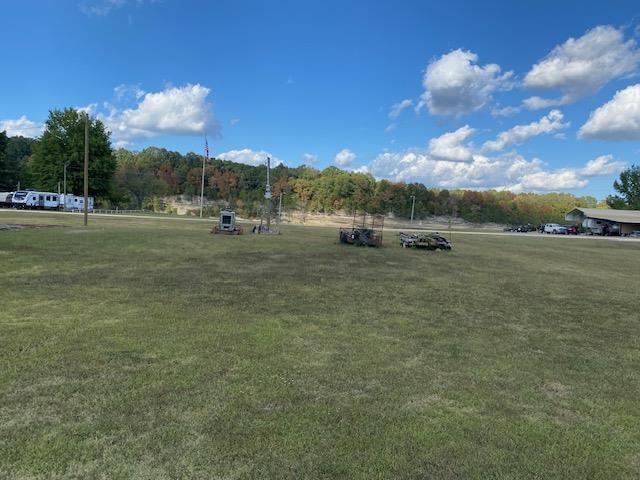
(0, 108), (626, 225)
(7, 108), (640, 224)
(1, 135), (601, 225)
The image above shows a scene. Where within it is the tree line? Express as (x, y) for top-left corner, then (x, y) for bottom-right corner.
(2, 108), (639, 224)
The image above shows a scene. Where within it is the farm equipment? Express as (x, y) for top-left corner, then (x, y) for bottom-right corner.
(399, 231), (452, 250)
(339, 213), (384, 247)
(211, 210), (243, 235)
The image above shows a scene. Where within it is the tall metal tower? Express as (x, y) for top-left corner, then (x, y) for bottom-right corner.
(265, 157), (272, 231)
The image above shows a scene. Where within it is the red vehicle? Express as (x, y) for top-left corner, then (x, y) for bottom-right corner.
(565, 225), (579, 235)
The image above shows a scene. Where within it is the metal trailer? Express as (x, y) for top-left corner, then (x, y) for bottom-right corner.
(399, 231), (452, 250)
(339, 213), (384, 247)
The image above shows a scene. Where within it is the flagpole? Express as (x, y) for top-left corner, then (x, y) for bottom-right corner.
(200, 136), (209, 218)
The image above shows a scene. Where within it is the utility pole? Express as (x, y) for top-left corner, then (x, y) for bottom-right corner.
(83, 113), (89, 226)
(200, 137), (208, 218)
(410, 195), (416, 224)
(63, 162), (68, 196)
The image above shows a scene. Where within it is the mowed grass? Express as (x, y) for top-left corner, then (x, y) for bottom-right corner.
(1, 212), (639, 479)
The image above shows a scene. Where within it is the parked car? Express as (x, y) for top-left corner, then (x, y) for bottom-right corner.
(565, 225), (579, 235)
(628, 230), (640, 238)
(519, 223), (537, 232)
(503, 223), (536, 232)
(543, 223), (567, 234)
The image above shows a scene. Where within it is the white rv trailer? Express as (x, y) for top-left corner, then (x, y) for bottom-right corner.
(60, 194), (94, 212)
(11, 190), (60, 210)
(581, 217), (620, 236)
(9, 190), (94, 211)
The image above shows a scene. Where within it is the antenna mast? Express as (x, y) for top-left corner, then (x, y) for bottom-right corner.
(265, 157), (272, 231)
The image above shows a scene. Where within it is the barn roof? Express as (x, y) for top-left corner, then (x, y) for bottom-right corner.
(566, 207), (640, 224)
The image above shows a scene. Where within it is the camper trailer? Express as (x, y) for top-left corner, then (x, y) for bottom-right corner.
(60, 194), (94, 212)
(582, 218), (620, 236)
(9, 191), (94, 211)
(11, 190), (60, 210)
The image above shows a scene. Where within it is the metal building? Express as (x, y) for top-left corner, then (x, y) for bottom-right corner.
(565, 207), (640, 235)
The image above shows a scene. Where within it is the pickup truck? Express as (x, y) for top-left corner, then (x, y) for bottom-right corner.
(543, 223), (567, 234)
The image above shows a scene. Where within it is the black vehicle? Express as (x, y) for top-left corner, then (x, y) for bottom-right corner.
(340, 227), (382, 247)
(503, 224), (536, 232)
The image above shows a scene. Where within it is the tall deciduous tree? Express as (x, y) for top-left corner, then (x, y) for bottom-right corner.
(6, 136), (35, 190)
(113, 148), (172, 209)
(0, 131), (8, 189)
(26, 108), (116, 197)
(0, 133), (35, 191)
(608, 164), (640, 210)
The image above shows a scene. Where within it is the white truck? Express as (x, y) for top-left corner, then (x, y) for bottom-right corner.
(543, 223), (567, 234)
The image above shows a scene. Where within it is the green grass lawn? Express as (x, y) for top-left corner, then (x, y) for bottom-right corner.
(1, 211), (639, 479)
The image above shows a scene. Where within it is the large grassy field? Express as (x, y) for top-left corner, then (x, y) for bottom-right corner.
(1, 211), (639, 479)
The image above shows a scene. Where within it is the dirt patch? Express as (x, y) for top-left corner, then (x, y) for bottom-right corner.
(541, 381), (571, 399)
(0, 224), (58, 231)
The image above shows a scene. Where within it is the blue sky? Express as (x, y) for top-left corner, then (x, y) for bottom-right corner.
(2, 0), (640, 200)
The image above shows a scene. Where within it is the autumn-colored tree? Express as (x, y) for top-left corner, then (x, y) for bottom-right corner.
(211, 169), (239, 201)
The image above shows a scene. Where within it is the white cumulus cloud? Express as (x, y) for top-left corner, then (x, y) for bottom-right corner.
(102, 83), (219, 145)
(114, 84), (145, 102)
(302, 153), (319, 164)
(0, 115), (42, 137)
(483, 110), (569, 151)
(580, 155), (626, 175)
(369, 146), (597, 193)
(335, 148), (357, 166)
(369, 150), (548, 190)
(491, 105), (520, 117)
(578, 84), (640, 140)
(217, 149), (283, 167)
(417, 49), (513, 116)
(428, 125), (476, 162)
(523, 25), (640, 107)
(522, 96), (566, 110)
(516, 170), (587, 191)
